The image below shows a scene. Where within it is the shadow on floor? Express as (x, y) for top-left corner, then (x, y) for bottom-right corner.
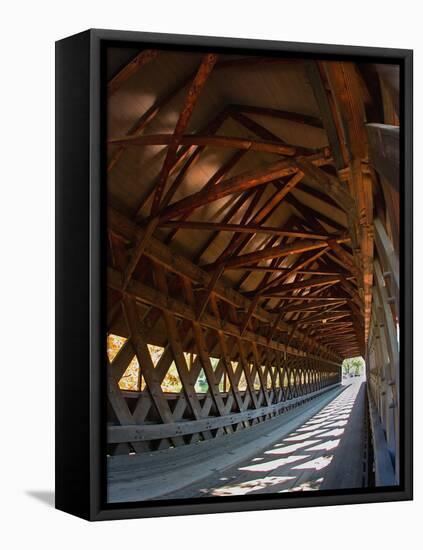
(26, 490), (55, 508)
(167, 380), (365, 498)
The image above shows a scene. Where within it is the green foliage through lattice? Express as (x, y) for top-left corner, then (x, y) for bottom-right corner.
(342, 356), (365, 376)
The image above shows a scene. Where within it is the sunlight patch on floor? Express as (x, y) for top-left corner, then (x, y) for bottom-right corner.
(239, 455), (310, 472)
(318, 428), (344, 438)
(292, 455), (333, 471)
(284, 428), (329, 441)
(324, 420), (348, 428)
(184, 381), (364, 498)
(209, 476), (296, 496)
(279, 477), (324, 492)
(307, 439), (340, 451)
(265, 440), (320, 455)
(297, 422), (333, 432)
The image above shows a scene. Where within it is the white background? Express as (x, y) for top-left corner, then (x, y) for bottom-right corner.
(1, 1), (420, 548)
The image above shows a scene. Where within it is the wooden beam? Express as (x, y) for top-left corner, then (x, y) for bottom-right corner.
(295, 181), (342, 210)
(108, 76), (319, 173)
(109, 267), (340, 365)
(212, 238), (348, 271)
(231, 104), (324, 129)
(108, 73), (195, 173)
(320, 334), (356, 343)
(323, 61), (375, 342)
(299, 311), (351, 326)
(229, 109), (318, 156)
(162, 146), (244, 213)
(110, 63), (305, 173)
(251, 343), (272, 406)
(281, 300), (346, 314)
(122, 296), (174, 425)
(108, 50), (158, 96)
(109, 133), (303, 157)
(160, 220), (332, 240)
(256, 247), (330, 295)
(234, 334), (260, 408)
(108, 385), (339, 443)
(267, 310), (284, 344)
(139, 107), (233, 215)
(155, 154), (330, 223)
(121, 217), (160, 291)
(196, 265), (225, 321)
(109, 339), (136, 382)
(152, 264), (204, 420)
(327, 238), (360, 278)
(240, 295), (260, 337)
(214, 173), (305, 264)
(294, 158), (355, 213)
(182, 278), (228, 416)
(261, 274), (342, 296)
(151, 53), (218, 215)
(208, 295), (247, 411)
(285, 193), (347, 233)
(305, 60), (348, 169)
(108, 209), (342, 361)
(269, 296), (350, 302)
(191, 187), (256, 262)
(228, 266), (348, 275)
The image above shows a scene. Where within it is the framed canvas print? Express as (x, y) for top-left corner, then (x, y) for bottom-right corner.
(55, 29), (413, 521)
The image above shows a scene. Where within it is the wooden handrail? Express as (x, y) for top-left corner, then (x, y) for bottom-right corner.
(109, 382), (341, 443)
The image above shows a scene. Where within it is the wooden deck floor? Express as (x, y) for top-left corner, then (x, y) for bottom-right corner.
(107, 380), (366, 503)
(166, 378), (366, 498)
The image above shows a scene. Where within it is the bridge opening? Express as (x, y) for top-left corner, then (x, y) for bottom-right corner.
(106, 47), (400, 502)
(342, 356), (366, 381)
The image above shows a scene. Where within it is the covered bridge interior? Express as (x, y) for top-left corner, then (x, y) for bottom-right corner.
(106, 46), (400, 501)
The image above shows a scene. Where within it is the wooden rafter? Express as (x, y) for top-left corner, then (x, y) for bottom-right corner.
(105, 50), (399, 455)
(106, 222), (341, 361)
(230, 103), (324, 129)
(211, 237), (348, 271)
(154, 153), (330, 223)
(159, 220), (332, 240)
(309, 60), (375, 342)
(151, 53), (218, 215)
(108, 50), (159, 97)
(134, 107), (231, 216)
(109, 132), (307, 157)
(260, 274), (343, 296)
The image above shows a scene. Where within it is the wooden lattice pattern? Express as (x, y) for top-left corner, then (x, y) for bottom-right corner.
(106, 50), (399, 457)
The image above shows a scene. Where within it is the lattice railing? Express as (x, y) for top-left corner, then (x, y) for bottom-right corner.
(107, 218), (342, 455)
(107, 296), (341, 454)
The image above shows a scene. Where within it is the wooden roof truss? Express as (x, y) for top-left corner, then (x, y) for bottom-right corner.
(105, 49), (397, 454)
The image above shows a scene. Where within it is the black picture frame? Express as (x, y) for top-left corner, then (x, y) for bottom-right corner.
(55, 28), (413, 521)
